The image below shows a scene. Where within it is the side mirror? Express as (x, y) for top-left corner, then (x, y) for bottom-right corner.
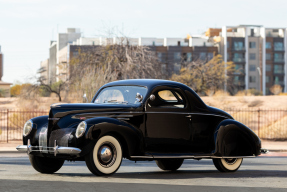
(135, 93), (143, 103)
(83, 93), (88, 103)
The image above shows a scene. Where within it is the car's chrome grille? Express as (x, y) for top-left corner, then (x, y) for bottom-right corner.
(48, 128), (75, 149)
(39, 125), (48, 153)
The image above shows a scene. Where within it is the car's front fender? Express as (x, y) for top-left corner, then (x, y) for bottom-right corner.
(82, 117), (144, 158)
(213, 119), (261, 157)
(23, 115), (49, 146)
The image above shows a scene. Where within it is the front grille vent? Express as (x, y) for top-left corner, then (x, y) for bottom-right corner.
(49, 128), (75, 148)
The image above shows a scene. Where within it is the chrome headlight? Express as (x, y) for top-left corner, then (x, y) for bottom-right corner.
(23, 120), (33, 136)
(75, 121), (87, 138)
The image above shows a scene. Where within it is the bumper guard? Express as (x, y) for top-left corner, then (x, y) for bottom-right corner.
(16, 139), (81, 156)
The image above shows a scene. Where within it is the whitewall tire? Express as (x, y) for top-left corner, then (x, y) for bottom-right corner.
(85, 135), (123, 176)
(213, 158), (243, 172)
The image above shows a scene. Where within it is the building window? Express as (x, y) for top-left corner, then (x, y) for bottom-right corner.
(233, 41), (244, 51)
(234, 64), (244, 74)
(207, 52), (214, 60)
(266, 42), (271, 49)
(249, 53), (256, 60)
(157, 52), (166, 62)
(274, 53), (284, 63)
(274, 42), (284, 51)
(227, 41), (229, 48)
(249, 65), (256, 71)
(174, 52), (181, 62)
(266, 76), (270, 83)
(199, 52), (206, 60)
(266, 64), (271, 72)
(274, 65), (284, 74)
(249, 76), (256, 83)
(266, 53), (271, 60)
(173, 63), (181, 74)
(249, 42), (256, 48)
(183, 52), (192, 62)
(161, 64), (166, 73)
(233, 53), (245, 62)
(274, 76), (284, 85)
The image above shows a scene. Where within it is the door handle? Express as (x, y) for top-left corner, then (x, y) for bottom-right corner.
(185, 115), (192, 118)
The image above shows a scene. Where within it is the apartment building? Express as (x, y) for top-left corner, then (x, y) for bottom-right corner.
(52, 36), (218, 81)
(218, 25), (287, 95)
(0, 46), (12, 97)
(46, 28), (81, 84)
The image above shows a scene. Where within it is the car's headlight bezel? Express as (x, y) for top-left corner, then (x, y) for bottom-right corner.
(75, 121), (87, 138)
(23, 120), (33, 137)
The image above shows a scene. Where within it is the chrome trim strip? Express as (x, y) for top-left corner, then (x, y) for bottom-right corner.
(48, 118), (60, 121)
(130, 156), (154, 159)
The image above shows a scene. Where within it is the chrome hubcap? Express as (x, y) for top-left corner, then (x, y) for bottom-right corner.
(224, 158), (237, 165)
(99, 145), (113, 164)
(97, 142), (117, 168)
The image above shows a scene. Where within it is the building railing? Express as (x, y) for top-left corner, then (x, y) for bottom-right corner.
(274, 58), (285, 63)
(233, 58), (245, 63)
(0, 109), (287, 142)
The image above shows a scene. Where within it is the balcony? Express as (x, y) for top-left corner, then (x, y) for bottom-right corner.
(274, 81), (285, 86)
(232, 47), (245, 51)
(233, 58), (245, 63)
(274, 58), (285, 63)
(274, 47), (285, 51)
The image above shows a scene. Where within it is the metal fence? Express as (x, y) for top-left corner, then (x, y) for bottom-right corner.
(0, 109), (287, 143)
(0, 110), (48, 143)
(224, 108), (287, 140)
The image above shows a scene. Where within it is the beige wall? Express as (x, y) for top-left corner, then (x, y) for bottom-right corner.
(0, 84), (11, 97)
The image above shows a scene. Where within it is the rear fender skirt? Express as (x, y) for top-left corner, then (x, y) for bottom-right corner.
(84, 117), (144, 157)
(213, 119), (261, 156)
(23, 115), (49, 146)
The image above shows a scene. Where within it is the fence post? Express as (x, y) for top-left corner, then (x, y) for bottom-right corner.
(6, 109), (9, 143)
(257, 108), (260, 138)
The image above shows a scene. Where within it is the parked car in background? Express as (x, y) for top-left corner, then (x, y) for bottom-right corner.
(17, 79), (267, 176)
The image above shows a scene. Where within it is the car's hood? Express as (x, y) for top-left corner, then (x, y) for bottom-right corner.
(50, 103), (140, 118)
(207, 106), (234, 119)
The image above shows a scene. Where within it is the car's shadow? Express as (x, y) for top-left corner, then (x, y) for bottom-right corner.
(55, 169), (287, 179)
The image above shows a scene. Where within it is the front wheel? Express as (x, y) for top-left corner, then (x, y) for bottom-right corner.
(29, 155), (64, 174)
(85, 135), (123, 176)
(156, 159), (184, 171)
(213, 158), (243, 172)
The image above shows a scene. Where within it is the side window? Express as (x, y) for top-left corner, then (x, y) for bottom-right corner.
(148, 89), (185, 109)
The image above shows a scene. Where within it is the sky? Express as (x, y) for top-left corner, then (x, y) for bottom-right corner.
(0, 0), (287, 84)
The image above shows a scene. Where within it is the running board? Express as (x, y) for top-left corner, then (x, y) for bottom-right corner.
(130, 155), (256, 159)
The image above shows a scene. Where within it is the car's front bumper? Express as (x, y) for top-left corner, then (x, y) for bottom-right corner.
(16, 139), (81, 157)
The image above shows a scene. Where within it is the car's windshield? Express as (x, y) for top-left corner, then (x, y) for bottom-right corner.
(94, 86), (147, 105)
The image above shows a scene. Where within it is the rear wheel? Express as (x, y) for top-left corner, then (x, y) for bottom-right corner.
(156, 159), (184, 171)
(85, 135), (123, 176)
(213, 158), (243, 172)
(29, 155), (64, 174)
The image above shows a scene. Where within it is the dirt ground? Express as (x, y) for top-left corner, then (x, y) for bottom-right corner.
(201, 95), (287, 109)
(0, 96), (287, 110)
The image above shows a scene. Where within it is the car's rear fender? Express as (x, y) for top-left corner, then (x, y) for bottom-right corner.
(23, 115), (49, 146)
(83, 117), (144, 158)
(213, 119), (261, 157)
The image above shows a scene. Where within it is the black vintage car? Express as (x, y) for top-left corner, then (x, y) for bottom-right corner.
(17, 79), (267, 176)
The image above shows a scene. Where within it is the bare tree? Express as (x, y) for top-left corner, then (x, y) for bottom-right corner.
(68, 37), (162, 101)
(171, 54), (235, 94)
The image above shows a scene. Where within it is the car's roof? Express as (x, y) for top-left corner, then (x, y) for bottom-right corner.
(102, 79), (189, 89)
